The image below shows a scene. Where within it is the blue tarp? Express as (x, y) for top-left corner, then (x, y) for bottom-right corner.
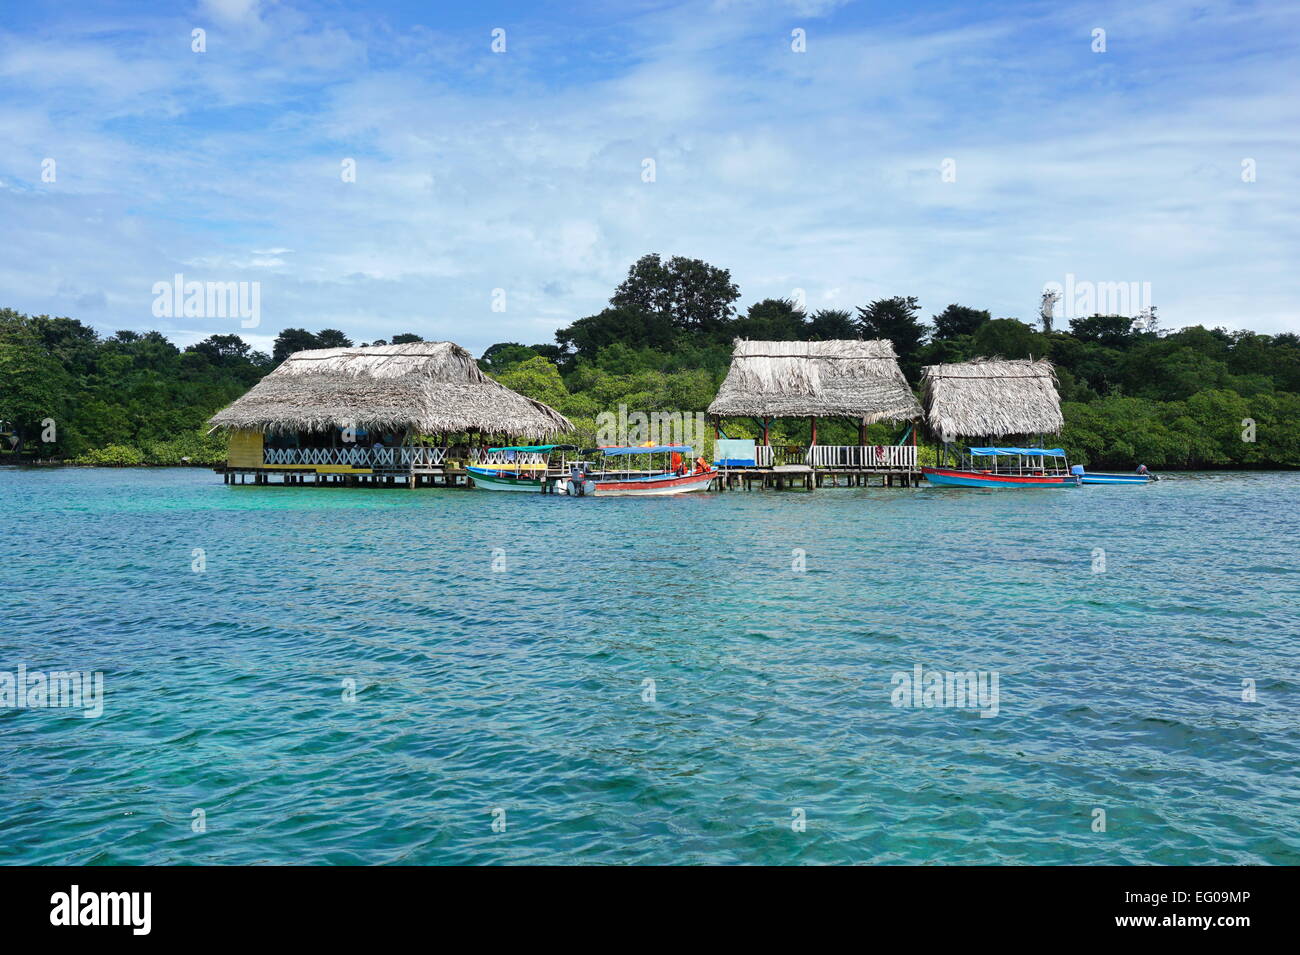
(969, 447), (1066, 457)
(600, 445), (694, 456)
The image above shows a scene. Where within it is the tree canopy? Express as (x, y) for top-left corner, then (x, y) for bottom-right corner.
(4, 252), (1298, 470)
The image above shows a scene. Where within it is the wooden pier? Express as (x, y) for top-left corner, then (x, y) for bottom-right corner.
(710, 442), (921, 490)
(218, 465), (472, 488)
(220, 442), (923, 491)
(712, 466), (920, 491)
(218, 445), (556, 489)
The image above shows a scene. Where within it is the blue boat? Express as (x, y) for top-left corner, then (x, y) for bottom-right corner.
(1071, 465), (1155, 485)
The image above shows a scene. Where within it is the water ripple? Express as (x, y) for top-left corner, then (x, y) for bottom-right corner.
(0, 467), (1297, 864)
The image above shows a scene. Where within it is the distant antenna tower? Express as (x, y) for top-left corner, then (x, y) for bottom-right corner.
(1039, 289), (1061, 333)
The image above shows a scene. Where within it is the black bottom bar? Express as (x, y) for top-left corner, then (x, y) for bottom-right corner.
(0, 865), (1277, 941)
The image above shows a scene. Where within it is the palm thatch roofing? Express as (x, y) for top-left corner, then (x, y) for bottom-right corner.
(209, 342), (572, 437)
(921, 358), (1063, 440)
(706, 339), (923, 422)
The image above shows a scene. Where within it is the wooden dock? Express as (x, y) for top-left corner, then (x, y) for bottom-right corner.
(218, 466), (472, 488)
(219, 442), (924, 492)
(712, 465), (920, 490)
(710, 443), (922, 490)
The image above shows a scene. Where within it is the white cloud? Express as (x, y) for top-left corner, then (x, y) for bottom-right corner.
(200, 0), (263, 25)
(0, 0), (1296, 356)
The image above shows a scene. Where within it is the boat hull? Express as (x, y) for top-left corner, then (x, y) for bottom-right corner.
(589, 471), (716, 496)
(467, 467), (545, 492)
(923, 467), (1079, 488)
(1079, 472), (1151, 485)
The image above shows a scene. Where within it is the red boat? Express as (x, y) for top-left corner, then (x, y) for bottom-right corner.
(923, 447), (1081, 488)
(565, 445), (716, 496)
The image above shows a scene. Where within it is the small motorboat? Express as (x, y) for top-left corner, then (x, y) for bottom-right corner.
(1072, 465), (1156, 485)
(923, 447), (1081, 488)
(564, 445), (716, 497)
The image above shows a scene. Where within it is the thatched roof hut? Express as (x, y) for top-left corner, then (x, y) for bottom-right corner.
(921, 358), (1063, 441)
(209, 342), (572, 437)
(707, 339), (922, 422)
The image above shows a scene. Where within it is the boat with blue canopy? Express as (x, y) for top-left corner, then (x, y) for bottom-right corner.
(564, 445), (716, 497)
(923, 447), (1081, 488)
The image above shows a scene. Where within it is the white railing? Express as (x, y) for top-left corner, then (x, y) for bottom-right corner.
(807, 444), (917, 469)
(401, 446), (448, 468)
(748, 445), (917, 468)
(470, 450), (547, 467)
(262, 446), (448, 468)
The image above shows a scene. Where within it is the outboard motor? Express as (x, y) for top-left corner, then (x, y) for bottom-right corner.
(567, 462), (592, 496)
(1070, 465), (1085, 476)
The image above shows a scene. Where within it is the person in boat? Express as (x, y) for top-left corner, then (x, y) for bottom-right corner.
(1137, 464), (1149, 474)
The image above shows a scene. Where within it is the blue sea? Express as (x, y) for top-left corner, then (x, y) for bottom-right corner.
(1, 467), (1296, 865)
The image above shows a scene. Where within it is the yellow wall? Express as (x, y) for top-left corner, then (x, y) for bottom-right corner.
(227, 429), (263, 467)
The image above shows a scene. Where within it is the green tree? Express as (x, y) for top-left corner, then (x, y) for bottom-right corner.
(315, 329), (353, 349)
(273, 328), (321, 362)
(971, 318), (1048, 360)
(1068, 315), (1137, 349)
(0, 341), (72, 451)
(189, 334), (252, 364)
(28, 315), (101, 375)
(479, 342), (538, 372)
(856, 296), (926, 378)
(931, 304), (991, 340)
(490, 356), (570, 411)
(732, 298), (805, 340)
(610, 253), (740, 331)
(805, 308), (856, 340)
(556, 306), (676, 362)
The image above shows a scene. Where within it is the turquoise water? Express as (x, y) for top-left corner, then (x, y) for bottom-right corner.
(1, 467), (1297, 865)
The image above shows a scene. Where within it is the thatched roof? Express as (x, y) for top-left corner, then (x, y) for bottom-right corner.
(922, 358), (1063, 440)
(209, 342), (572, 437)
(707, 339), (923, 422)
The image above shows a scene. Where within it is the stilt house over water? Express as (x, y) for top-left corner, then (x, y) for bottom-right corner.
(707, 339), (924, 487)
(208, 342), (572, 487)
(921, 358), (1064, 454)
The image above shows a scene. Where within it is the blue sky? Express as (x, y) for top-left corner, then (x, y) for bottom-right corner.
(1, 0), (1297, 355)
